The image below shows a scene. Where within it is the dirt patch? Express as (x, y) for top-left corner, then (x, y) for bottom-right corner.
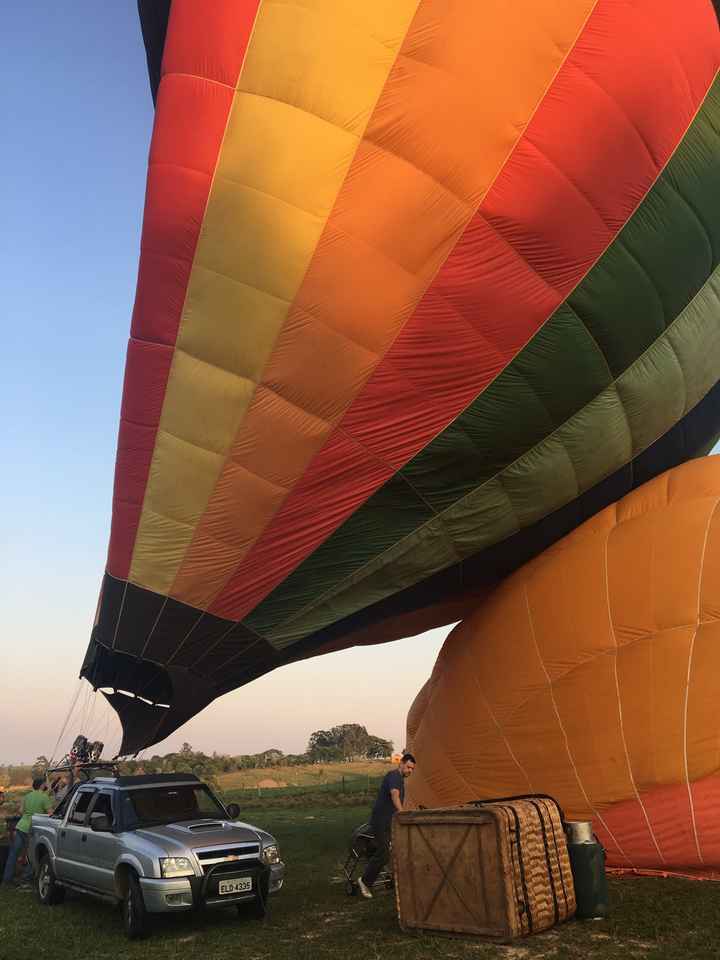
(257, 778), (288, 788)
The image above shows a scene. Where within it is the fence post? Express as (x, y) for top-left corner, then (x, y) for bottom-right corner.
(342, 776), (345, 794)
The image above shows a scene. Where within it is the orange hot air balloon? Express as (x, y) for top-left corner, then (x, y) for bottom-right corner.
(406, 457), (720, 878)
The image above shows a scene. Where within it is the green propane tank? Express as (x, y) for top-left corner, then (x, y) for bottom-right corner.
(566, 821), (609, 919)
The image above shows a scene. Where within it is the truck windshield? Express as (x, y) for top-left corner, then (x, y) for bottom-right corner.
(121, 785), (226, 828)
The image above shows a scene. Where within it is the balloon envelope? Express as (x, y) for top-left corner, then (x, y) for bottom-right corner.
(406, 458), (720, 877)
(83, 1), (720, 753)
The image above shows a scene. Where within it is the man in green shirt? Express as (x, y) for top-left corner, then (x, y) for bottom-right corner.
(2, 779), (52, 885)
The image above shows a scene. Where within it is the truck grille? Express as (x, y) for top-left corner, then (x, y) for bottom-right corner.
(196, 843), (260, 874)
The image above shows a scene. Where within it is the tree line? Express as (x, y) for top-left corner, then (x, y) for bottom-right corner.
(1, 723), (394, 786)
(121, 724), (393, 778)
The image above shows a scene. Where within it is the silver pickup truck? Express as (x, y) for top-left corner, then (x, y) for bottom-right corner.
(28, 772), (284, 938)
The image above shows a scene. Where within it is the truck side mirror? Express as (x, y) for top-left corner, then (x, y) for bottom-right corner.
(90, 812), (112, 832)
(226, 803), (240, 820)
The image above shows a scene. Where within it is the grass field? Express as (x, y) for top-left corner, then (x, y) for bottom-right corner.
(2, 804), (720, 960)
(216, 759), (390, 791)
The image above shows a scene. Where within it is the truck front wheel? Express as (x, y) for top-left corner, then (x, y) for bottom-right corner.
(123, 871), (148, 939)
(36, 855), (65, 906)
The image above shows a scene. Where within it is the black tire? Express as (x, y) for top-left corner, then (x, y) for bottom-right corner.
(123, 871), (148, 940)
(36, 854), (65, 906)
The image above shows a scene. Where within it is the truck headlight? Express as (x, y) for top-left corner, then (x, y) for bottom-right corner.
(159, 856), (194, 878)
(261, 844), (280, 865)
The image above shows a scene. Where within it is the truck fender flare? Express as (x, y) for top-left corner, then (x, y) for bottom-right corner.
(33, 840), (53, 869)
(114, 855), (145, 898)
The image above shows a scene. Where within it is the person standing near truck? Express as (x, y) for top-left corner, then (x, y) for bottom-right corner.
(1, 779), (52, 886)
(357, 753), (416, 899)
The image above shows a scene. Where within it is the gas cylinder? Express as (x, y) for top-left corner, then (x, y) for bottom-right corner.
(565, 821), (609, 919)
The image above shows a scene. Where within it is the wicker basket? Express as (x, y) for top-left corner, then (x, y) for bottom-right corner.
(392, 797), (575, 941)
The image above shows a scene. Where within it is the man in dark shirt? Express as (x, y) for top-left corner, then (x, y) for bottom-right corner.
(358, 753), (416, 898)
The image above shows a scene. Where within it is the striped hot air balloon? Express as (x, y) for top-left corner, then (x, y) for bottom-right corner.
(82, 0), (720, 756)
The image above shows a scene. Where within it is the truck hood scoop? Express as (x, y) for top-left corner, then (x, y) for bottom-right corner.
(135, 821), (261, 850)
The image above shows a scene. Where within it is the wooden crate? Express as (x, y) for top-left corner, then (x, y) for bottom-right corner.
(392, 799), (575, 941)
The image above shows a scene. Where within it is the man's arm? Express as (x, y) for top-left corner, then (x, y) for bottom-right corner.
(390, 788), (403, 813)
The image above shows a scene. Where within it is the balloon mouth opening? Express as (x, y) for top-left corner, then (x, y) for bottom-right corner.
(81, 638), (175, 704)
(80, 638), (215, 756)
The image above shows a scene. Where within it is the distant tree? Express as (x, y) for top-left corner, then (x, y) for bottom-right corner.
(366, 735), (393, 759)
(332, 724), (370, 761)
(307, 724), (393, 761)
(309, 745), (344, 764)
(33, 755), (50, 776)
(307, 730), (334, 754)
(283, 753), (310, 766)
(218, 755), (234, 773)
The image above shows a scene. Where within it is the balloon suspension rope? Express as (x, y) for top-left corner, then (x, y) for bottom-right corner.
(48, 678), (85, 768)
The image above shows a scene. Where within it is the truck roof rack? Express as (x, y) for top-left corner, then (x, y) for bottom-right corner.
(90, 772), (202, 787)
(47, 761), (120, 778)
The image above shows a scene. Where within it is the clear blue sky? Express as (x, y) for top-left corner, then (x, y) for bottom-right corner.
(0, 3), (447, 764)
(1, 3), (152, 761)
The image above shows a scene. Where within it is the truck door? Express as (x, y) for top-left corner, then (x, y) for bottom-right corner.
(54, 788), (95, 884)
(82, 792), (119, 894)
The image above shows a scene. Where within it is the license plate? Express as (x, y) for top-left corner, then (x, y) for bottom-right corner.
(218, 877), (252, 895)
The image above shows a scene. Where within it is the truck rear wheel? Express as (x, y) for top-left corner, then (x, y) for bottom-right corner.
(36, 855), (65, 906)
(123, 871), (148, 939)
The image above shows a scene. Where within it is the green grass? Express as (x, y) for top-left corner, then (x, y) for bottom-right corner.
(222, 788), (381, 809)
(2, 804), (720, 959)
(216, 760), (387, 806)
(216, 759), (390, 791)
(223, 779), (384, 799)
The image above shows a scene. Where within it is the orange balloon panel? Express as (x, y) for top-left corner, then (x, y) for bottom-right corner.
(406, 456), (720, 877)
